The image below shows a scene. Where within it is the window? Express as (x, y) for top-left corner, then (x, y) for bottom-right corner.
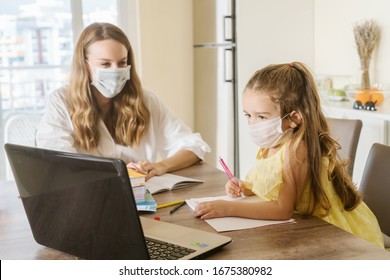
(82, 0), (118, 26)
(0, 0), (128, 180)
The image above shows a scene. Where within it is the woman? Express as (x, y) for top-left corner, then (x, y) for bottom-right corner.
(36, 22), (210, 179)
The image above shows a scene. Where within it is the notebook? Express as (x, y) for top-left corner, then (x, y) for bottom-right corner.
(145, 173), (203, 194)
(4, 143), (231, 260)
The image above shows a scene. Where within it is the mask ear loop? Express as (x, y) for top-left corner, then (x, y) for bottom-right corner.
(285, 111), (303, 130)
(280, 112), (293, 130)
(272, 114), (295, 148)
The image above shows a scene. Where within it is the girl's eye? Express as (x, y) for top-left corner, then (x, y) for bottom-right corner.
(257, 115), (266, 120)
(119, 61), (127, 66)
(100, 63), (110, 67)
(244, 113), (251, 118)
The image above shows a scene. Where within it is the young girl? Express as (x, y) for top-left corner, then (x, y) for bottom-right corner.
(193, 62), (385, 249)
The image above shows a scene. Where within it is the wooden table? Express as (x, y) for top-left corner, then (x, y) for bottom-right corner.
(1, 163), (389, 260)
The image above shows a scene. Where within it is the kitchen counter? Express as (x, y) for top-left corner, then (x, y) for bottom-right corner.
(322, 98), (390, 121)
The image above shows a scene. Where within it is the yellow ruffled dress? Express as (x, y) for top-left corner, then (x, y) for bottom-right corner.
(245, 143), (385, 249)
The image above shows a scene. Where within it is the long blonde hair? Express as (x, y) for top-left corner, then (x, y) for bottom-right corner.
(245, 62), (361, 216)
(67, 22), (149, 150)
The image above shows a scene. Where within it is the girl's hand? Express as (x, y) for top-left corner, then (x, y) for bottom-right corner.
(225, 178), (244, 198)
(193, 200), (230, 219)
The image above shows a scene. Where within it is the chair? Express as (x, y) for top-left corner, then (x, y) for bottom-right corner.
(327, 117), (363, 177)
(359, 143), (390, 237)
(3, 112), (42, 180)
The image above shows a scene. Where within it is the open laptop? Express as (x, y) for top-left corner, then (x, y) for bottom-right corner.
(4, 143), (231, 260)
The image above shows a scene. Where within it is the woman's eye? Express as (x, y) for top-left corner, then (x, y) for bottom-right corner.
(119, 61), (127, 66)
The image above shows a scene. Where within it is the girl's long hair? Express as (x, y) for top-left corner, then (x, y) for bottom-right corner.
(245, 62), (361, 216)
(67, 22), (149, 150)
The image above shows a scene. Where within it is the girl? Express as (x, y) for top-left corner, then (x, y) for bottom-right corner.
(194, 62), (385, 248)
(36, 22), (210, 179)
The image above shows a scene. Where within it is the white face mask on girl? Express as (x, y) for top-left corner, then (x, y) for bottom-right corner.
(248, 114), (291, 149)
(88, 62), (131, 98)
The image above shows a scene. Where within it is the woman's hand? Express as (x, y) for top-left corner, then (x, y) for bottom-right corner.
(127, 150), (199, 180)
(193, 200), (230, 219)
(127, 161), (167, 180)
(225, 178), (245, 198)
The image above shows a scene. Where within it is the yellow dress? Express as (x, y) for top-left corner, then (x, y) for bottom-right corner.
(245, 143), (385, 249)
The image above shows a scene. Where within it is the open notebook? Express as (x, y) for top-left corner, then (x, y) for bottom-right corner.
(145, 173), (203, 194)
(4, 143), (231, 260)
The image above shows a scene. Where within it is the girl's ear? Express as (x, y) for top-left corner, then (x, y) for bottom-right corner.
(288, 111), (302, 128)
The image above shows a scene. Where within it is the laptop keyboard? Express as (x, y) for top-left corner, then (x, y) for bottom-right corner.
(146, 237), (196, 260)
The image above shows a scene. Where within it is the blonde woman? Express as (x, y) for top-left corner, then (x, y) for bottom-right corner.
(36, 22), (210, 179)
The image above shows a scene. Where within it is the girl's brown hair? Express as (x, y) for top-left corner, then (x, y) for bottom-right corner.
(245, 62), (361, 216)
(67, 22), (149, 150)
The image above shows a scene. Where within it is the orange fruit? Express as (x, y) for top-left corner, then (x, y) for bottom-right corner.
(355, 90), (371, 104)
(370, 92), (384, 105)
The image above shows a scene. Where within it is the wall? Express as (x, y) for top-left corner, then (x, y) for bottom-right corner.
(314, 0), (390, 87)
(315, 0), (390, 184)
(137, 0), (194, 129)
(236, 0), (315, 177)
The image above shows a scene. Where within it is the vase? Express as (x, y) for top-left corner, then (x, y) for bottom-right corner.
(360, 67), (371, 90)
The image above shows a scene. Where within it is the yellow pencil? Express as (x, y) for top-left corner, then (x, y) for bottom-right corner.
(157, 200), (185, 209)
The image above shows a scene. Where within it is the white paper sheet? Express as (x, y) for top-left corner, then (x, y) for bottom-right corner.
(186, 195), (295, 232)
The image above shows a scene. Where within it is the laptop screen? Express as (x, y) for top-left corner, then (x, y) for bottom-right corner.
(5, 143), (149, 259)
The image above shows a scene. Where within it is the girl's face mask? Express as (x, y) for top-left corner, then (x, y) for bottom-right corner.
(88, 61), (131, 98)
(248, 114), (291, 149)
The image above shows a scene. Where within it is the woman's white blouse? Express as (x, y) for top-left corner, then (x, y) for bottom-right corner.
(36, 87), (210, 163)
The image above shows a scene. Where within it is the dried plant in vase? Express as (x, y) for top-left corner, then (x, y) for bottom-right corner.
(353, 19), (379, 90)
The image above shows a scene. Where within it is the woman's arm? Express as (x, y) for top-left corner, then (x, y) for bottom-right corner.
(128, 150), (200, 180)
(146, 90), (210, 161)
(129, 90), (209, 179)
(157, 149), (200, 172)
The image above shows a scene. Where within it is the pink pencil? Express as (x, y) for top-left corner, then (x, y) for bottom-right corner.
(218, 156), (234, 180)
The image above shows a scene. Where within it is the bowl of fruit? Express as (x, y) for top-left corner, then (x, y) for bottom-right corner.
(346, 83), (389, 111)
(328, 88), (348, 101)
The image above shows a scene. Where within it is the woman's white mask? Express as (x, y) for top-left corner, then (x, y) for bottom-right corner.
(88, 62), (131, 98)
(248, 114), (291, 149)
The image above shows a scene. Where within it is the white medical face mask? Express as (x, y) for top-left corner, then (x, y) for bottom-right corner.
(248, 114), (290, 149)
(88, 62), (131, 98)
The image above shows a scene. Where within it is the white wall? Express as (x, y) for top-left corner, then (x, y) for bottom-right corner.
(314, 0), (390, 87)
(236, 0), (315, 177)
(137, 0), (194, 129)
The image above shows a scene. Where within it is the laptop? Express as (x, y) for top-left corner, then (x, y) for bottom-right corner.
(4, 143), (231, 260)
